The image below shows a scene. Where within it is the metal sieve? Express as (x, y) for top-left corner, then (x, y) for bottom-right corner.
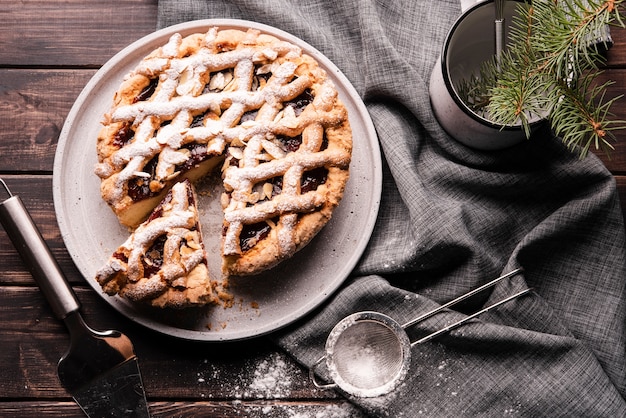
(310, 268), (529, 397)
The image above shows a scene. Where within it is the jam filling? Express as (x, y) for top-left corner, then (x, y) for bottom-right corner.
(229, 155), (240, 167)
(190, 112), (206, 128)
(277, 133), (302, 152)
(239, 219), (276, 252)
(261, 167), (326, 202)
(176, 143), (209, 172)
(240, 109), (258, 123)
(301, 167), (328, 193)
(285, 88), (313, 116)
(128, 143), (210, 202)
(128, 156), (159, 201)
(142, 235), (166, 278)
(113, 123), (134, 148)
(113, 251), (128, 263)
(134, 78), (158, 103)
(268, 176), (283, 199)
(275, 130), (329, 153)
(146, 191), (173, 222)
(255, 68), (272, 82)
(321, 133), (329, 151)
(186, 183), (197, 207)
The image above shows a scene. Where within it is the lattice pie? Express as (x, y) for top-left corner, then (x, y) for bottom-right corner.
(94, 26), (352, 305)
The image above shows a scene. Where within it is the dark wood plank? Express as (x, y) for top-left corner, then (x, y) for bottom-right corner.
(591, 68), (626, 172)
(606, 25), (626, 67)
(0, 176), (82, 285)
(0, 401), (367, 418)
(0, 69), (95, 172)
(1, 0), (624, 71)
(0, 0), (159, 68)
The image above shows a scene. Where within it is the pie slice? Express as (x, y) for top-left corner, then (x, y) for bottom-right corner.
(95, 27), (352, 278)
(95, 179), (217, 308)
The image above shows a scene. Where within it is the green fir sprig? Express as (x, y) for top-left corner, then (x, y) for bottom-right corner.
(457, 0), (626, 158)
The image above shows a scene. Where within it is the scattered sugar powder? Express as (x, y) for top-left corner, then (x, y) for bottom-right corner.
(248, 352), (294, 398)
(249, 403), (368, 418)
(286, 404), (365, 418)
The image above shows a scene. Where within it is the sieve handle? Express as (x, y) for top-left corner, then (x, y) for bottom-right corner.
(309, 356), (337, 390)
(402, 267), (524, 329)
(411, 287), (532, 347)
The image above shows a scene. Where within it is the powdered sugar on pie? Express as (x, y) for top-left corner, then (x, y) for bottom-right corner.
(95, 26), (352, 302)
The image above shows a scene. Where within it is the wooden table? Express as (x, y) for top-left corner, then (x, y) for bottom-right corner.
(1, 1), (626, 417)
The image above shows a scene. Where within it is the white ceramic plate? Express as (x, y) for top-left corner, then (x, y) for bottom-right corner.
(53, 19), (382, 341)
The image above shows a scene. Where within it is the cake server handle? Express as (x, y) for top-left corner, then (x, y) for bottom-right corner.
(0, 179), (80, 319)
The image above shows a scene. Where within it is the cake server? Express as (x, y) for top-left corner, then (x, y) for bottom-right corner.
(0, 179), (150, 417)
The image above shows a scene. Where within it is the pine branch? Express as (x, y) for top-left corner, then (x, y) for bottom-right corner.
(455, 0), (626, 158)
(550, 74), (623, 158)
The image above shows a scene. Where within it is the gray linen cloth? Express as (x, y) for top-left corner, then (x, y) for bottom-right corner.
(158, 0), (626, 416)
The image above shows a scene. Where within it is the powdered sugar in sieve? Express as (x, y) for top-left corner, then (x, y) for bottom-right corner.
(321, 311), (411, 397)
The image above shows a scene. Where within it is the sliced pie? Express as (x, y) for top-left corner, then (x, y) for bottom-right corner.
(95, 27), (352, 279)
(95, 180), (217, 308)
